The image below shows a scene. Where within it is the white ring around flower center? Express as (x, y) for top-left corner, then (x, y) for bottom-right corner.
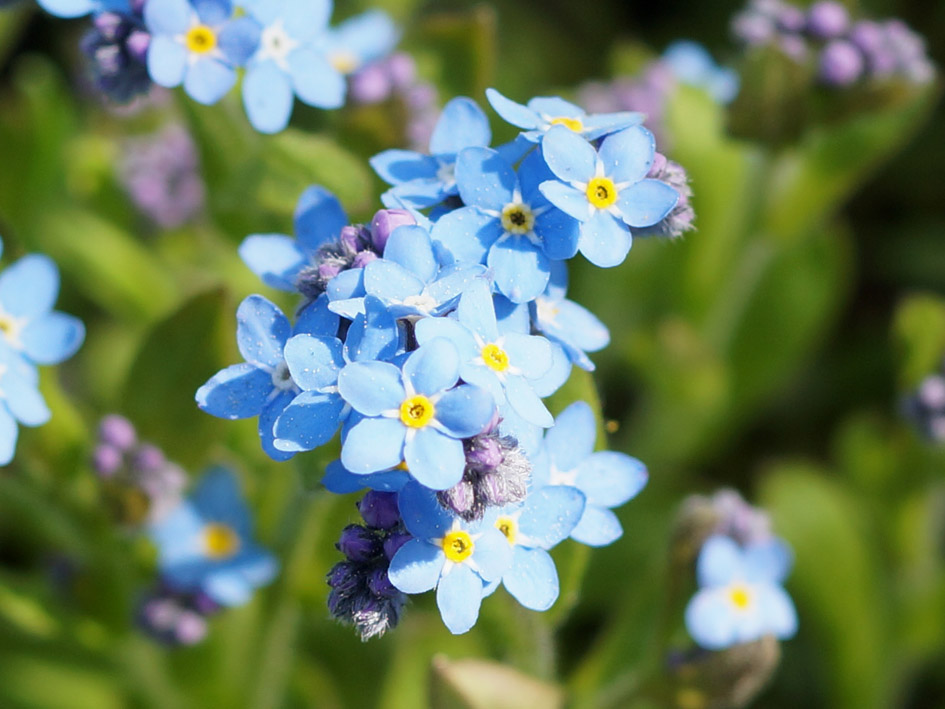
(271, 360), (295, 391)
(402, 293), (438, 313)
(259, 21), (299, 69)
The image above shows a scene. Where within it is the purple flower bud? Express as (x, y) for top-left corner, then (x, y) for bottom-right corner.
(367, 567), (398, 598)
(174, 611), (208, 645)
(126, 30), (151, 62)
(438, 479), (477, 518)
(357, 491), (401, 530)
(99, 415), (137, 451)
(327, 561), (362, 595)
(820, 40), (865, 86)
(779, 34), (809, 61)
(318, 262), (343, 281)
(806, 1), (850, 39)
(133, 443), (166, 473)
(350, 63), (393, 105)
(352, 251), (379, 269)
(190, 591), (220, 616)
(387, 53), (417, 89)
(337, 525), (381, 562)
(383, 531), (412, 560)
(339, 225), (367, 254)
(850, 20), (884, 54)
(371, 209), (416, 253)
(93, 12), (124, 40)
(732, 13), (776, 45)
(775, 5), (805, 33)
(918, 375), (945, 410)
(93, 444), (124, 477)
(465, 436), (503, 472)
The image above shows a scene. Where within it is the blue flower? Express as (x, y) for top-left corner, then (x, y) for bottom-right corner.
(37, 0), (129, 19)
(415, 279), (554, 428)
(240, 0), (346, 134)
(370, 97), (491, 210)
(532, 401), (648, 546)
(319, 9), (399, 77)
(431, 148), (579, 303)
(662, 41), (740, 104)
(272, 294), (400, 453)
(195, 294), (338, 461)
(145, 0), (260, 105)
(685, 534), (798, 650)
(539, 125), (680, 267)
(321, 459), (410, 494)
(482, 485), (585, 610)
(388, 481), (513, 634)
(0, 342), (50, 466)
(149, 467), (278, 607)
(532, 261), (609, 371)
(337, 338), (496, 490)
(328, 224), (486, 320)
(485, 88), (644, 143)
(239, 185), (349, 293)
(0, 254), (85, 366)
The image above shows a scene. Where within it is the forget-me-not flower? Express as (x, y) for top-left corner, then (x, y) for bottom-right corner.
(145, 0), (260, 105)
(371, 97), (492, 210)
(0, 342), (50, 466)
(388, 481), (513, 634)
(532, 401), (648, 546)
(337, 338), (495, 490)
(319, 9), (399, 77)
(149, 467), (278, 607)
(539, 125), (679, 267)
(37, 0), (128, 18)
(685, 534), (798, 650)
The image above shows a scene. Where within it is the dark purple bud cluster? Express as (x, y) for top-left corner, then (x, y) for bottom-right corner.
(92, 415), (186, 526)
(136, 586), (220, 647)
(295, 209), (416, 301)
(436, 431), (531, 521)
(635, 153), (694, 240)
(326, 491), (408, 641)
(80, 5), (153, 103)
(904, 371), (945, 443)
(733, 0), (934, 87)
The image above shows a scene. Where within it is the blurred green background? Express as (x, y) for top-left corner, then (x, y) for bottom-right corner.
(0, 0), (943, 707)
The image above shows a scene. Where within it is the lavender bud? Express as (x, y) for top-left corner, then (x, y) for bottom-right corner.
(464, 436), (504, 472)
(806, 1), (849, 38)
(337, 525), (381, 562)
(174, 612), (208, 645)
(357, 491), (401, 530)
(93, 12), (124, 40)
(339, 225), (367, 254)
(820, 40), (865, 86)
(93, 444), (124, 477)
(351, 594), (404, 641)
(125, 30), (151, 62)
(850, 20), (884, 54)
(133, 443), (166, 473)
(350, 63), (393, 104)
(775, 5), (805, 33)
(383, 532), (412, 560)
(351, 251), (379, 269)
(370, 209), (416, 253)
(99, 415), (137, 451)
(387, 52), (417, 89)
(438, 479), (478, 518)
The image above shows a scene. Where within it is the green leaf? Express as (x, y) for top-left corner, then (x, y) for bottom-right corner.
(892, 294), (945, 388)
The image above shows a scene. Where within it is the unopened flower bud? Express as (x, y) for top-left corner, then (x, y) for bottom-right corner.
(358, 491), (401, 530)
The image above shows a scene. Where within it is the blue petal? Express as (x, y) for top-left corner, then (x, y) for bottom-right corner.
(434, 384), (495, 438)
(190, 467), (250, 534)
(424, 265), (488, 308)
(370, 150), (440, 185)
(538, 181), (591, 222)
(283, 334), (343, 391)
(323, 9), (398, 68)
(530, 342), (573, 397)
(388, 539), (444, 594)
(290, 48), (345, 109)
(294, 185), (348, 252)
(503, 546), (559, 611)
(144, 0), (190, 34)
(218, 16), (261, 67)
(272, 391), (344, 452)
(243, 61), (293, 134)
(744, 539), (794, 584)
(498, 409), (543, 456)
(616, 179), (679, 228)
(540, 126), (597, 184)
(193, 0), (230, 25)
(37, 0), (96, 18)
(294, 294), (340, 338)
(437, 564), (483, 634)
(544, 401), (595, 473)
(147, 35), (187, 88)
(0, 406), (18, 465)
(502, 333), (553, 380)
(570, 505), (622, 547)
(236, 295), (290, 368)
(397, 480), (455, 539)
(414, 317), (479, 362)
(321, 459), (409, 493)
(575, 452), (648, 508)
(542, 298), (610, 353)
(404, 427), (466, 490)
(403, 339), (459, 396)
(697, 535), (745, 588)
(758, 584), (798, 639)
(599, 125), (655, 184)
(341, 416), (405, 473)
(276, 0), (332, 42)
(504, 375), (553, 427)
(430, 207), (501, 265)
(535, 210), (580, 262)
(343, 296), (400, 362)
(19, 312), (84, 366)
(238, 234), (307, 291)
(518, 485), (586, 549)
(485, 88), (540, 130)
(455, 147), (516, 212)
(578, 211), (631, 268)
(195, 364), (272, 419)
(259, 390), (296, 461)
(527, 96), (583, 119)
(1, 372), (50, 426)
(488, 237), (550, 304)
(364, 260), (424, 303)
(184, 58), (237, 105)
(382, 225), (437, 283)
(0, 255), (59, 319)
(470, 527), (513, 582)
(582, 111), (647, 141)
(337, 361), (404, 415)
(429, 97), (492, 156)
(685, 587), (740, 650)
(456, 278), (500, 343)
(325, 268), (363, 302)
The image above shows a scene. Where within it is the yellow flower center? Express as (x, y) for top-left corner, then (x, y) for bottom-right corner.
(204, 523), (240, 559)
(550, 116), (584, 132)
(330, 51), (359, 74)
(495, 516), (517, 545)
(500, 202), (535, 235)
(442, 530), (474, 563)
(186, 25), (217, 54)
(481, 343), (510, 372)
(586, 177), (618, 209)
(399, 395), (435, 428)
(729, 584), (752, 610)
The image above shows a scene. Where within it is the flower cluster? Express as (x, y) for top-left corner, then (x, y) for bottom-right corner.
(681, 490), (797, 650)
(197, 89), (680, 635)
(0, 237), (85, 466)
(35, 0), (398, 133)
(903, 365), (945, 443)
(733, 0), (935, 86)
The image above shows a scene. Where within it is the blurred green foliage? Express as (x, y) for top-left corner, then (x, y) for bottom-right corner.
(0, 0), (943, 707)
